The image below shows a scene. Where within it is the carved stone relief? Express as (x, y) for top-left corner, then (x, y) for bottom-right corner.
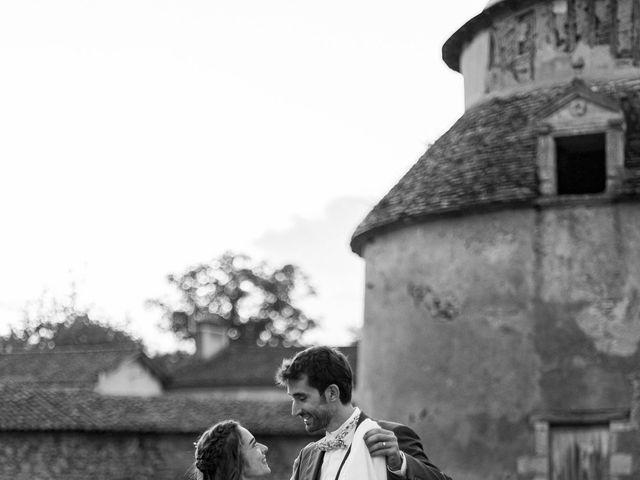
(594, 0), (613, 45)
(552, 0), (570, 51)
(616, 0), (635, 56)
(575, 0), (591, 45)
(569, 98), (588, 115)
(491, 10), (536, 84)
(485, 0), (640, 94)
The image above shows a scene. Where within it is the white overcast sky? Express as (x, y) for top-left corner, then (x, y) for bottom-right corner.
(0, 0), (488, 352)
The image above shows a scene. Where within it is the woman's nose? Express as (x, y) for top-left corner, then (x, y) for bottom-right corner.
(259, 443), (269, 453)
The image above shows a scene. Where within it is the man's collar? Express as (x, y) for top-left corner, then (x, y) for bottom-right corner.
(315, 407), (361, 451)
(326, 407), (360, 439)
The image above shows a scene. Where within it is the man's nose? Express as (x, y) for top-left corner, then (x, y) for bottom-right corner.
(291, 400), (301, 416)
(259, 443), (269, 454)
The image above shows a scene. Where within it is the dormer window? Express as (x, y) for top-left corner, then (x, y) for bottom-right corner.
(555, 133), (606, 195)
(536, 81), (626, 199)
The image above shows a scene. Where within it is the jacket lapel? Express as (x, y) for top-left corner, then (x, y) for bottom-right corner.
(311, 449), (325, 480)
(298, 446), (325, 480)
(357, 411), (369, 427)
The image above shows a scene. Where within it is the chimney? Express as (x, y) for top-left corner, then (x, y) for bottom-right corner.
(194, 315), (229, 361)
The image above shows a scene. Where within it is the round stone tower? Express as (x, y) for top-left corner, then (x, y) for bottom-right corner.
(351, 1), (640, 479)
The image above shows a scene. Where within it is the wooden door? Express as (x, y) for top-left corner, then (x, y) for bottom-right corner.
(549, 424), (609, 480)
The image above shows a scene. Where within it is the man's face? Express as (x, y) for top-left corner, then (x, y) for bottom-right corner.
(286, 374), (333, 434)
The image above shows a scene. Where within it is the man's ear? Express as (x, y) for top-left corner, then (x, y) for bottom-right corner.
(324, 384), (340, 403)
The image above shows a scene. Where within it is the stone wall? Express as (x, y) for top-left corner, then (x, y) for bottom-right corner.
(358, 203), (640, 480)
(616, 374), (640, 480)
(0, 431), (309, 480)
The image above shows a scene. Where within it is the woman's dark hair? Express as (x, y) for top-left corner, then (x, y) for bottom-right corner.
(193, 420), (242, 480)
(275, 346), (353, 403)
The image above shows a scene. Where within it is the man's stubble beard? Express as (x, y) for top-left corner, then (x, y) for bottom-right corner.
(304, 404), (332, 435)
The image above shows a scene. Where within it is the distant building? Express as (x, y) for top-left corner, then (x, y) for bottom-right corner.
(352, 1), (640, 479)
(0, 336), (356, 480)
(165, 331), (357, 400)
(0, 383), (303, 480)
(0, 344), (166, 396)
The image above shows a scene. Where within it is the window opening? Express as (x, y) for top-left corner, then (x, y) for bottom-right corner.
(555, 133), (606, 194)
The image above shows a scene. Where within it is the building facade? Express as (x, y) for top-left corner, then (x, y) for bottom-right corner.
(0, 384), (308, 480)
(0, 344), (324, 480)
(352, 1), (640, 479)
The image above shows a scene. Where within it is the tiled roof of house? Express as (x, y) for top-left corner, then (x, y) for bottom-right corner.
(0, 345), (167, 387)
(0, 384), (304, 435)
(167, 344), (358, 389)
(351, 78), (640, 255)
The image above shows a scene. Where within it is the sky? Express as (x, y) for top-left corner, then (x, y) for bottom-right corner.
(0, 0), (488, 353)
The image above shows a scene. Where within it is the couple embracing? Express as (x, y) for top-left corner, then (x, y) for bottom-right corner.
(189, 346), (451, 480)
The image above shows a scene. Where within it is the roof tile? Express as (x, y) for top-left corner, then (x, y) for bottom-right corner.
(167, 344), (358, 389)
(0, 345), (165, 387)
(0, 384), (304, 435)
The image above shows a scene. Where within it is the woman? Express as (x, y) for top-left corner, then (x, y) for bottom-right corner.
(189, 420), (271, 480)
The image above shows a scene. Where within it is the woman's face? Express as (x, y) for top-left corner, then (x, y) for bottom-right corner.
(238, 426), (271, 478)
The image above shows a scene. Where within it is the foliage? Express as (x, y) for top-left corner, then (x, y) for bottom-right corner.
(150, 252), (317, 347)
(0, 290), (139, 353)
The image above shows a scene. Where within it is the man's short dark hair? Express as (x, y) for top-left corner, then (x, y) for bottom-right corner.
(275, 346), (353, 404)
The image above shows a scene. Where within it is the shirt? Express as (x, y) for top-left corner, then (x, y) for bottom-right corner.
(319, 407), (407, 480)
(319, 407), (361, 480)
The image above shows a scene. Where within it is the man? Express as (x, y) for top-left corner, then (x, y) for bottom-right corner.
(275, 346), (451, 480)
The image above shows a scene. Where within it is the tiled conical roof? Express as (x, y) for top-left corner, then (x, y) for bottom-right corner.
(350, 79), (640, 255)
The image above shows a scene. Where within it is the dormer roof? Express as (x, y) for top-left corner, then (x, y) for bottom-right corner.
(535, 79), (622, 121)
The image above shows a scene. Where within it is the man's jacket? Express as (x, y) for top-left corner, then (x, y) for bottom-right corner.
(289, 412), (452, 480)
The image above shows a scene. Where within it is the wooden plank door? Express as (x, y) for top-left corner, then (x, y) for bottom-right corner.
(549, 424), (609, 480)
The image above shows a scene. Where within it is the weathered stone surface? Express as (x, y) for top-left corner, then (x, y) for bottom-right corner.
(611, 453), (633, 475)
(357, 204), (640, 479)
(517, 456), (548, 475)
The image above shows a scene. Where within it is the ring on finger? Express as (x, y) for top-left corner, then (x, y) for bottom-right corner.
(382, 441), (386, 448)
